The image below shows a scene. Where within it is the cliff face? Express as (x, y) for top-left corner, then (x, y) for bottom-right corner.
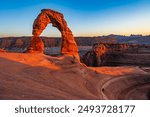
(0, 36), (150, 55)
(0, 37), (30, 51)
(0, 36), (117, 49)
(1, 35), (150, 49)
(0, 37), (61, 52)
(82, 43), (150, 67)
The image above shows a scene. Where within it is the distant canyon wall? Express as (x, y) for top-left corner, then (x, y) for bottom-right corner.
(1, 35), (150, 50)
(82, 43), (150, 67)
(0, 36), (150, 58)
(0, 36), (150, 66)
(0, 36), (117, 50)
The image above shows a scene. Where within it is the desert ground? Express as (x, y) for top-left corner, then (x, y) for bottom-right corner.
(0, 52), (150, 100)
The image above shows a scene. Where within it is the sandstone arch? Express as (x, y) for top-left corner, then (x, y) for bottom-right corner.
(27, 9), (79, 59)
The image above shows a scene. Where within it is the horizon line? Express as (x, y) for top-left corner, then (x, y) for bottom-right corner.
(0, 34), (150, 38)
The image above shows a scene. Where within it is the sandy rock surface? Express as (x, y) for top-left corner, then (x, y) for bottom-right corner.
(0, 53), (149, 100)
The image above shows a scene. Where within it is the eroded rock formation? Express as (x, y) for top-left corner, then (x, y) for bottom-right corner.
(93, 44), (108, 66)
(27, 9), (79, 59)
(82, 43), (150, 66)
(0, 49), (6, 52)
(28, 36), (44, 53)
(82, 43), (108, 66)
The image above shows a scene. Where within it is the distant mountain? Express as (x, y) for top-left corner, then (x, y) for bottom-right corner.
(107, 35), (150, 44)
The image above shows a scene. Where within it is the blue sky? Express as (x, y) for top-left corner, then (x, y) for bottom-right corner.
(0, 0), (150, 37)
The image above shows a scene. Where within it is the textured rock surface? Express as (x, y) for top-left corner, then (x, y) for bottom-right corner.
(27, 9), (79, 59)
(0, 53), (150, 99)
(0, 49), (6, 52)
(82, 44), (108, 66)
(82, 43), (150, 66)
(93, 44), (108, 66)
(1, 35), (150, 50)
(15, 39), (24, 48)
(27, 36), (44, 53)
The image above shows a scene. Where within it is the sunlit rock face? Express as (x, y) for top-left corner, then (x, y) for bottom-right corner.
(27, 9), (79, 59)
(27, 36), (44, 53)
(82, 43), (108, 66)
(82, 43), (150, 67)
(0, 52), (149, 100)
(0, 49), (6, 52)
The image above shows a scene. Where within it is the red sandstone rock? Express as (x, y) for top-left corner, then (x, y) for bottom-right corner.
(27, 9), (79, 59)
(0, 49), (6, 52)
(27, 36), (44, 53)
(93, 44), (108, 66)
(82, 43), (150, 66)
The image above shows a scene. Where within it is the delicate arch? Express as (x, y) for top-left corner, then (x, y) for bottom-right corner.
(27, 9), (79, 58)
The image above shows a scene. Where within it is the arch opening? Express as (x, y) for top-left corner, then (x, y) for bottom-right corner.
(42, 23), (62, 56)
